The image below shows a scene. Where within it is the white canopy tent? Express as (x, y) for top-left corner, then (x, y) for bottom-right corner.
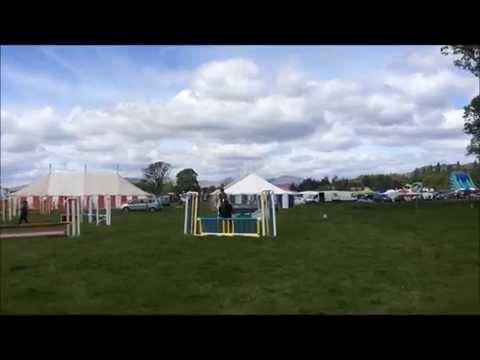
(213, 173), (295, 209)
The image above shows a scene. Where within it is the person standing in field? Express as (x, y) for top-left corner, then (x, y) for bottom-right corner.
(218, 198), (233, 232)
(217, 187), (228, 215)
(218, 187), (227, 203)
(18, 200), (29, 224)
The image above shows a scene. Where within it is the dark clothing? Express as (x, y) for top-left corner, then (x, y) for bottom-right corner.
(18, 214), (29, 224)
(219, 202), (233, 218)
(18, 203), (29, 224)
(218, 191), (227, 203)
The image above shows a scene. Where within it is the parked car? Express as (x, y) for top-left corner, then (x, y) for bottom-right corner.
(158, 195), (171, 206)
(373, 193), (393, 202)
(356, 194), (374, 203)
(433, 192), (449, 200)
(121, 198), (162, 212)
(421, 191), (434, 200)
(302, 192), (320, 204)
(294, 195), (306, 206)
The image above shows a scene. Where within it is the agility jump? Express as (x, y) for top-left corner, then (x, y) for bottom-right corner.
(1, 196), (20, 223)
(1, 196), (81, 239)
(184, 190), (277, 238)
(85, 195), (112, 226)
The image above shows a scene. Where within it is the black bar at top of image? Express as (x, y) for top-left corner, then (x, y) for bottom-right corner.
(1, 11), (479, 45)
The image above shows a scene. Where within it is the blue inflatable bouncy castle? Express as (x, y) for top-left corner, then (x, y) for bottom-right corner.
(449, 171), (478, 192)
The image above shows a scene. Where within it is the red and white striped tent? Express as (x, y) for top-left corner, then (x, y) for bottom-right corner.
(12, 171), (151, 210)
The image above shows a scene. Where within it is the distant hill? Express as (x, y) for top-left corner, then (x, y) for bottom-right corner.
(199, 177), (235, 188)
(198, 180), (217, 188)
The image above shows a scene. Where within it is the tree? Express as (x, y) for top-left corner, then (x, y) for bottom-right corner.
(441, 45), (480, 79)
(362, 175), (372, 188)
(135, 179), (154, 194)
(320, 176), (330, 186)
(143, 161), (171, 195)
(297, 178), (321, 191)
(411, 168), (421, 181)
(442, 45), (480, 158)
(289, 183), (299, 191)
(176, 168), (200, 193)
(162, 181), (176, 194)
(331, 176), (338, 189)
(436, 162), (441, 173)
(463, 96), (480, 159)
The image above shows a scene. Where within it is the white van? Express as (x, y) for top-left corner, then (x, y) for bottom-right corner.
(300, 191), (321, 204)
(321, 191), (355, 202)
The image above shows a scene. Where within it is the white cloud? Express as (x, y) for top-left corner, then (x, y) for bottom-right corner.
(192, 58), (266, 101)
(384, 70), (474, 106)
(2, 48), (477, 187)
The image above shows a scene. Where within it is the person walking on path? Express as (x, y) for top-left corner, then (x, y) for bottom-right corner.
(18, 200), (29, 224)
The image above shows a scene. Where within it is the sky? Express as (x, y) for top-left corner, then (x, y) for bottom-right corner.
(1, 45), (478, 187)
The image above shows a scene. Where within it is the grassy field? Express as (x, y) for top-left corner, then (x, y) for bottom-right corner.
(1, 201), (479, 314)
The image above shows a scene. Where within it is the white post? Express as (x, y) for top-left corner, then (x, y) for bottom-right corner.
(88, 196), (92, 223)
(193, 193), (197, 235)
(66, 198), (71, 237)
(8, 197), (12, 221)
(184, 193), (189, 235)
(261, 192), (266, 237)
(108, 196), (112, 226)
(77, 196), (81, 236)
(72, 198), (77, 237)
(96, 196), (99, 225)
(271, 192), (277, 238)
(12, 197), (17, 218)
(79, 196), (83, 223)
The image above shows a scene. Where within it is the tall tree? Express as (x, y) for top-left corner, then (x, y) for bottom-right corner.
(176, 168), (200, 193)
(142, 161), (172, 195)
(436, 162), (441, 173)
(297, 178), (321, 191)
(463, 96), (480, 159)
(442, 45), (480, 158)
(411, 168), (421, 181)
(441, 45), (480, 80)
(320, 176), (330, 186)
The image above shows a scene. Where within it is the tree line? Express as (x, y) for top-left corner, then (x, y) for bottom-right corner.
(290, 161), (480, 192)
(134, 159), (480, 196)
(135, 161), (201, 195)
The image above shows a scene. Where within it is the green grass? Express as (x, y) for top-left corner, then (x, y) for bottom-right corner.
(1, 201), (479, 314)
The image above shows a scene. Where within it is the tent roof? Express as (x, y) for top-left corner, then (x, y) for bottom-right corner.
(13, 172), (150, 197)
(224, 173), (294, 195)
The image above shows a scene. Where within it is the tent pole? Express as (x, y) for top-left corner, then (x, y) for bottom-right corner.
(66, 198), (71, 237)
(77, 196), (81, 236)
(88, 196), (92, 223)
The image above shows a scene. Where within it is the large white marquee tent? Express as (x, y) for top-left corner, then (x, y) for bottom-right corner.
(12, 171), (150, 210)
